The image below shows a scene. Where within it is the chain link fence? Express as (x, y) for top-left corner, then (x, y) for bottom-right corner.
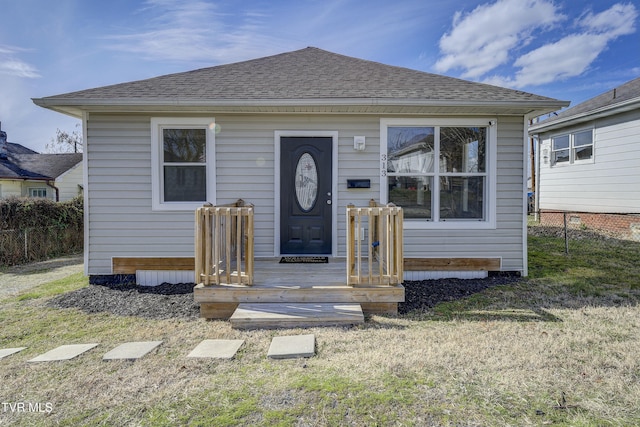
(0, 225), (83, 266)
(529, 210), (640, 254)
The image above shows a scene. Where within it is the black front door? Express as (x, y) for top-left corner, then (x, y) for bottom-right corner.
(280, 137), (332, 254)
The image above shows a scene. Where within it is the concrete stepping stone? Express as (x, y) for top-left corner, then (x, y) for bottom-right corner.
(267, 334), (315, 359)
(0, 347), (27, 360)
(187, 339), (244, 359)
(28, 344), (99, 362)
(103, 341), (162, 361)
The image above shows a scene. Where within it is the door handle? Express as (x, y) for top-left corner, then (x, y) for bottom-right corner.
(327, 200), (332, 205)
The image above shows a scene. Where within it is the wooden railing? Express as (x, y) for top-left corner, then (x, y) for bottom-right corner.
(347, 200), (404, 286)
(195, 199), (254, 286)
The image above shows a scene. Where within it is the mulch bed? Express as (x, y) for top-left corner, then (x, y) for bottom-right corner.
(398, 275), (520, 314)
(47, 283), (200, 320)
(47, 275), (520, 320)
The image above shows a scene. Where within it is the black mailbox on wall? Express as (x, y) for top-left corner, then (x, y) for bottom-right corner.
(347, 179), (371, 189)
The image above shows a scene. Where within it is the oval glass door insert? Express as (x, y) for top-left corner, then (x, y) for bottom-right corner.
(295, 153), (318, 211)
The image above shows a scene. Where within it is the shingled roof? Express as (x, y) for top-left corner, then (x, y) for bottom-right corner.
(530, 76), (640, 133)
(34, 47), (567, 117)
(0, 147), (82, 181)
(6, 143), (38, 155)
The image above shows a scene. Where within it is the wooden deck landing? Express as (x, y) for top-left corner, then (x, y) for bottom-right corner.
(194, 258), (405, 321)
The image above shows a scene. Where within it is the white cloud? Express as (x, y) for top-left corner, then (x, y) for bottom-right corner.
(436, 1), (638, 89)
(104, 0), (289, 64)
(580, 2), (637, 37)
(485, 2), (638, 88)
(483, 34), (609, 87)
(102, 0), (433, 68)
(434, 0), (564, 78)
(0, 45), (40, 78)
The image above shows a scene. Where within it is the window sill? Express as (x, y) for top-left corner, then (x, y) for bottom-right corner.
(152, 201), (208, 212)
(551, 159), (594, 168)
(403, 220), (497, 230)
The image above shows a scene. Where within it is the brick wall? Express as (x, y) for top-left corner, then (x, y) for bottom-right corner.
(539, 211), (640, 240)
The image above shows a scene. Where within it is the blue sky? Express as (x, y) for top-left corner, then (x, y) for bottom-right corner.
(1, 0), (638, 152)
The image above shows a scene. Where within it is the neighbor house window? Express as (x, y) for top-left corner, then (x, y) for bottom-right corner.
(381, 119), (496, 229)
(551, 134), (570, 164)
(30, 188), (47, 198)
(551, 129), (593, 165)
(151, 118), (215, 211)
(573, 130), (593, 161)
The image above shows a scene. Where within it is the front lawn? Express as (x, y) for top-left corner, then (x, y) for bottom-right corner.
(1, 230), (639, 426)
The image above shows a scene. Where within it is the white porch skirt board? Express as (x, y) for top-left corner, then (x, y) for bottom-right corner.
(137, 269), (486, 286)
(136, 270), (195, 286)
(403, 270), (487, 280)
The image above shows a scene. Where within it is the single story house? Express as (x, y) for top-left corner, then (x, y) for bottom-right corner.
(34, 47), (568, 285)
(0, 129), (83, 202)
(529, 76), (640, 238)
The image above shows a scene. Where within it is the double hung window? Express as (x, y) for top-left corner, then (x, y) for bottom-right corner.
(151, 118), (215, 211)
(381, 119), (496, 228)
(551, 129), (593, 165)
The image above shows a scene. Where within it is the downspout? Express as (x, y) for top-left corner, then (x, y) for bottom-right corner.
(82, 111), (89, 277)
(534, 134), (541, 222)
(46, 180), (60, 202)
(522, 115), (531, 277)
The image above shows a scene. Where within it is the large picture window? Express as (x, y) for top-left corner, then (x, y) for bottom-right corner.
(381, 119), (496, 229)
(151, 118), (215, 211)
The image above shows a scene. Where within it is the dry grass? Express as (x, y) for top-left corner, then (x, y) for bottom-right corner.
(1, 232), (640, 426)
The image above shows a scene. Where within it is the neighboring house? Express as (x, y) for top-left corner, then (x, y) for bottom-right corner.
(34, 47), (567, 284)
(0, 130), (83, 202)
(529, 76), (640, 238)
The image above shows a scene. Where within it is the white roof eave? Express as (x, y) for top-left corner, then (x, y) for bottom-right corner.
(33, 97), (569, 118)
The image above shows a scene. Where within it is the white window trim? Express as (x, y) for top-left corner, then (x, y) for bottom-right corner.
(380, 118), (497, 230)
(550, 128), (594, 167)
(151, 117), (216, 211)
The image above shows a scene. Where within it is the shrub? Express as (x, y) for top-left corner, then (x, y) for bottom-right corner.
(0, 196), (83, 265)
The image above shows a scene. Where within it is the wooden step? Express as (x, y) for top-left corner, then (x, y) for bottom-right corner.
(193, 283), (405, 304)
(229, 303), (364, 329)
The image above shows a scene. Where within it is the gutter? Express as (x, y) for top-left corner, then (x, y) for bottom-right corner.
(33, 97), (569, 118)
(33, 96), (570, 108)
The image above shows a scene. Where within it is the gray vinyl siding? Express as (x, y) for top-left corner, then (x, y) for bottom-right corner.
(86, 115), (194, 274)
(538, 109), (640, 213)
(85, 113), (526, 275)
